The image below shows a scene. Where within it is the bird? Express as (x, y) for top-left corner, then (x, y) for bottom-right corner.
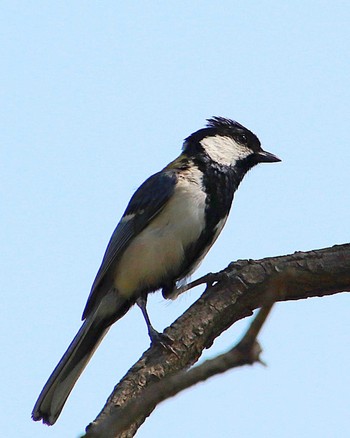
(32, 116), (280, 425)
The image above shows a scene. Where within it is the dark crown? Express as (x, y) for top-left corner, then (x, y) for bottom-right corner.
(206, 116), (246, 131)
(184, 116), (261, 153)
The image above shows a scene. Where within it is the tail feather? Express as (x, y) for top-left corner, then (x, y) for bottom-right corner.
(32, 314), (109, 425)
(32, 293), (133, 425)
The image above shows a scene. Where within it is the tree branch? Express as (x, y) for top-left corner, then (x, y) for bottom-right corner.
(83, 244), (350, 438)
(87, 293), (277, 437)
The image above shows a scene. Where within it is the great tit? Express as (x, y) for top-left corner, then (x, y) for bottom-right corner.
(32, 116), (280, 425)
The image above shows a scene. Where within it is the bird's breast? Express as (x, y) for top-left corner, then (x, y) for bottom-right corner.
(114, 168), (207, 297)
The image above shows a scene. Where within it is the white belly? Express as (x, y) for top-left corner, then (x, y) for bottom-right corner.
(114, 170), (206, 297)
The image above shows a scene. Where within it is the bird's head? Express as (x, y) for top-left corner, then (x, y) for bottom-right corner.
(183, 116), (280, 170)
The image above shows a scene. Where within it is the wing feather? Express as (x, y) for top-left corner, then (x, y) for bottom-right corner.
(82, 170), (177, 319)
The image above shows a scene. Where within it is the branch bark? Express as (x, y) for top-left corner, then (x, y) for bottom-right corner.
(83, 244), (350, 438)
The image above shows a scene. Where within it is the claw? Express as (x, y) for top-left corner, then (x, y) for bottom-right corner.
(149, 330), (179, 357)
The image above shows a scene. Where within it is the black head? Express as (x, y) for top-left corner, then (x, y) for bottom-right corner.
(183, 116), (280, 168)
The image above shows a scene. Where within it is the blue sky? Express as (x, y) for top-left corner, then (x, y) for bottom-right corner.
(1, 2), (349, 437)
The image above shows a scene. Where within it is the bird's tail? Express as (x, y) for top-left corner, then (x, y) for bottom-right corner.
(32, 295), (132, 425)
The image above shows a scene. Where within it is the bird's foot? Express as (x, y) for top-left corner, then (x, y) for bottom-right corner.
(148, 327), (178, 357)
(162, 272), (221, 300)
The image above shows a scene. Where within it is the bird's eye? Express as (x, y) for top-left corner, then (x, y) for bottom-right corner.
(236, 134), (248, 145)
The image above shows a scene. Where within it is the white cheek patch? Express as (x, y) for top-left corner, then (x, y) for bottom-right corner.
(200, 135), (251, 166)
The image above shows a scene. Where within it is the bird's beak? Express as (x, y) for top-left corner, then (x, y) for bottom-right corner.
(257, 150), (281, 163)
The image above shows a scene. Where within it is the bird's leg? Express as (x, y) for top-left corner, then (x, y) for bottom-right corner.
(162, 272), (220, 299)
(136, 295), (159, 343)
(136, 295), (174, 348)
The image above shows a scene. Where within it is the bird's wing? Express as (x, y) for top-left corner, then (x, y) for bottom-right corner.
(82, 169), (177, 319)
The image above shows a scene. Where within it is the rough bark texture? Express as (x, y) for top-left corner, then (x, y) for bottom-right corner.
(84, 244), (350, 438)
